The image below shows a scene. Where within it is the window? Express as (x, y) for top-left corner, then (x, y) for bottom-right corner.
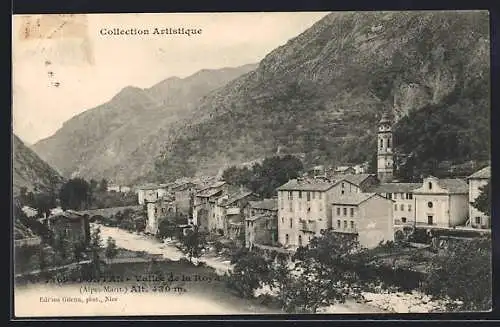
(341, 182), (345, 188)
(401, 217), (407, 223)
(298, 191), (302, 199)
(387, 137), (391, 148)
(428, 182), (432, 190)
(289, 202), (293, 212)
(475, 217), (481, 224)
(281, 217), (284, 224)
(394, 193), (398, 200)
(343, 208), (347, 216)
(288, 191), (293, 200)
(394, 204), (398, 211)
(285, 234), (289, 244)
(298, 235), (302, 246)
(408, 204), (412, 212)
(427, 201), (433, 208)
(344, 220), (348, 229)
(341, 190), (345, 195)
(350, 208), (354, 217)
(408, 193), (413, 199)
(400, 193), (404, 199)
(337, 220), (341, 228)
(306, 192), (311, 201)
(289, 218), (293, 228)
(400, 204), (404, 211)
(380, 139), (383, 149)
(336, 207), (341, 216)
(427, 216), (433, 225)
(387, 193), (392, 199)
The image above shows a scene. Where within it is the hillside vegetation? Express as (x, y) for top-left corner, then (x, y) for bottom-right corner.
(13, 134), (64, 196)
(154, 11), (490, 181)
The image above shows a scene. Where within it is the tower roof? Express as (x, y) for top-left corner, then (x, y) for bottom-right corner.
(379, 112), (392, 124)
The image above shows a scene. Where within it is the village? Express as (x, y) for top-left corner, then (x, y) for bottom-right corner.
(15, 112), (492, 314)
(113, 113), (491, 252)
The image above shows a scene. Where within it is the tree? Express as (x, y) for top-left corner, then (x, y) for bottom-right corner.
(367, 152), (377, 175)
(472, 180), (491, 217)
(226, 249), (273, 298)
(73, 238), (87, 262)
(221, 155), (304, 198)
(53, 230), (73, 265)
(89, 227), (103, 277)
(89, 179), (99, 192)
(424, 236), (492, 311)
(105, 237), (119, 260)
(99, 179), (109, 192)
(59, 178), (91, 210)
(34, 192), (56, 218)
(283, 230), (365, 313)
(180, 229), (206, 263)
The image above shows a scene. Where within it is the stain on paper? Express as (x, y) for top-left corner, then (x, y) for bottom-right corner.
(16, 14), (95, 66)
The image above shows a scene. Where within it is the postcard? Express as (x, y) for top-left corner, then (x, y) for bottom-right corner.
(12, 11), (491, 317)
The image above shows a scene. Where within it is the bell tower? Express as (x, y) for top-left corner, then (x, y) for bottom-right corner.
(377, 112), (394, 183)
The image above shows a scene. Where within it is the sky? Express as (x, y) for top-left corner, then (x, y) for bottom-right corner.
(12, 12), (330, 145)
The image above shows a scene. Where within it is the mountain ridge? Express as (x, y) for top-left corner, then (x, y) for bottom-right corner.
(152, 11), (490, 181)
(32, 63), (258, 184)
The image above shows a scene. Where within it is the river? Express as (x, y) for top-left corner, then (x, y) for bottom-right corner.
(14, 224), (386, 316)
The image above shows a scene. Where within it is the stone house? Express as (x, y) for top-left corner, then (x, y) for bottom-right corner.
(244, 198), (278, 248)
(331, 193), (394, 249)
(276, 178), (337, 249)
(467, 166), (491, 229)
(47, 210), (90, 246)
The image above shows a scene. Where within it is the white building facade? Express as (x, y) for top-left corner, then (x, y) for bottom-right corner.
(467, 166), (491, 228)
(276, 179), (336, 249)
(413, 176), (469, 228)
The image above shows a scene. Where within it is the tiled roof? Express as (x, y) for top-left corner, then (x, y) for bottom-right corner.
(171, 182), (197, 191)
(436, 179), (468, 194)
(276, 179), (334, 191)
(248, 198), (278, 211)
(331, 173), (375, 186)
(196, 188), (223, 198)
(468, 166), (491, 179)
(370, 183), (421, 193)
(222, 190), (254, 207)
(198, 180), (227, 193)
(331, 193), (388, 206)
(245, 213), (275, 222)
(138, 183), (165, 190)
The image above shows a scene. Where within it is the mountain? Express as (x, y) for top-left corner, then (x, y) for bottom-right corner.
(32, 64), (257, 184)
(153, 11), (490, 181)
(13, 134), (64, 196)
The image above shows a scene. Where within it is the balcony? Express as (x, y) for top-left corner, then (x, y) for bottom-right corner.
(334, 227), (358, 234)
(299, 220), (316, 233)
(394, 219), (416, 226)
(226, 207), (240, 215)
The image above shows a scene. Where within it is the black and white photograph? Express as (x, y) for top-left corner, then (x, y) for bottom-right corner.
(12, 11), (491, 316)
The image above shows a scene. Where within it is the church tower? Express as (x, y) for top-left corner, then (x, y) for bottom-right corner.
(377, 112), (394, 183)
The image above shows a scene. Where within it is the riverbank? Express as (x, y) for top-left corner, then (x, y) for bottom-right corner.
(95, 224), (393, 313)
